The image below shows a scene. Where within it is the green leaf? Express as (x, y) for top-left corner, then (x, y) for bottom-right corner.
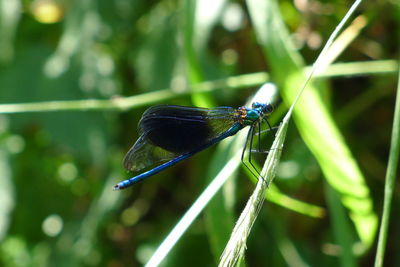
(182, 0), (226, 107)
(204, 140), (236, 263)
(246, 0), (377, 247)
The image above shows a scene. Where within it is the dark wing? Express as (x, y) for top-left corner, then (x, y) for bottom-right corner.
(123, 135), (177, 171)
(123, 105), (237, 171)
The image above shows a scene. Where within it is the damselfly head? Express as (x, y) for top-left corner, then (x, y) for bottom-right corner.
(251, 102), (274, 115)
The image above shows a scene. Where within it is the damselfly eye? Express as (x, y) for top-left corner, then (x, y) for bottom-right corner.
(251, 102), (261, 109)
(264, 103), (273, 114)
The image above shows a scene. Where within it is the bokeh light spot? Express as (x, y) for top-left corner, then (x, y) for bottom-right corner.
(277, 160), (300, 179)
(6, 135), (25, 154)
(222, 3), (245, 32)
(121, 207), (139, 226)
(136, 245), (155, 265)
(58, 162), (78, 183)
(42, 214), (63, 237)
(221, 49), (238, 65)
(31, 0), (63, 24)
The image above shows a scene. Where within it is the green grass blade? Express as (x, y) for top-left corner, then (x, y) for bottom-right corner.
(266, 184), (325, 218)
(219, 111), (288, 267)
(326, 184), (357, 267)
(0, 148), (14, 241)
(0, 73), (268, 113)
(182, 0), (217, 107)
(374, 65), (400, 267)
(204, 140), (238, 263)
(247, 0), (377, 249)
(145, 151), (242, 267)
(0, 60), (397, 114)
(312, 60), (398, 78)
(244, 163), (326, 218)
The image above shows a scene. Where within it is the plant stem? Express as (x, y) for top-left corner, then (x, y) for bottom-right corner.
(374, 67), (400, 267)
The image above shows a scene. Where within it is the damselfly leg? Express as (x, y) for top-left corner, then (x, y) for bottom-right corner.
(241, 125), (261, 179)
(241, 118), (277, 180)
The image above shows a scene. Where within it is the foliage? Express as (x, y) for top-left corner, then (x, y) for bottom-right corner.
(0, 0), (398, 266)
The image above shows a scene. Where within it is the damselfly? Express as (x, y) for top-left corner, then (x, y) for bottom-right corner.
(114, 102), (274, 190)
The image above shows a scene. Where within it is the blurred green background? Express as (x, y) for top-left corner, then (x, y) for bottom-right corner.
(0, 0), (398, 266)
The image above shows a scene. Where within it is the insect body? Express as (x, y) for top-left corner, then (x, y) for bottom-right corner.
(114, 102), (273, 190)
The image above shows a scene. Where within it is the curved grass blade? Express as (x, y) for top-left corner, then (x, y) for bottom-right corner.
(326, 184), (357, 267)
(243, 160), (326, 218)
(247, 0), (377, 249)
(266, 184), (325, 218)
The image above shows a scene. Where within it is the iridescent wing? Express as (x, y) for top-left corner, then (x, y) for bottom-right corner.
(123, 105), (237, 172)
(123, 135), (177, 171)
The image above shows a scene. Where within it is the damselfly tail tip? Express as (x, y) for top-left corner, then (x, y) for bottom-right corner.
(113, 184), (122, 191)
(114, 179), (133, 190)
